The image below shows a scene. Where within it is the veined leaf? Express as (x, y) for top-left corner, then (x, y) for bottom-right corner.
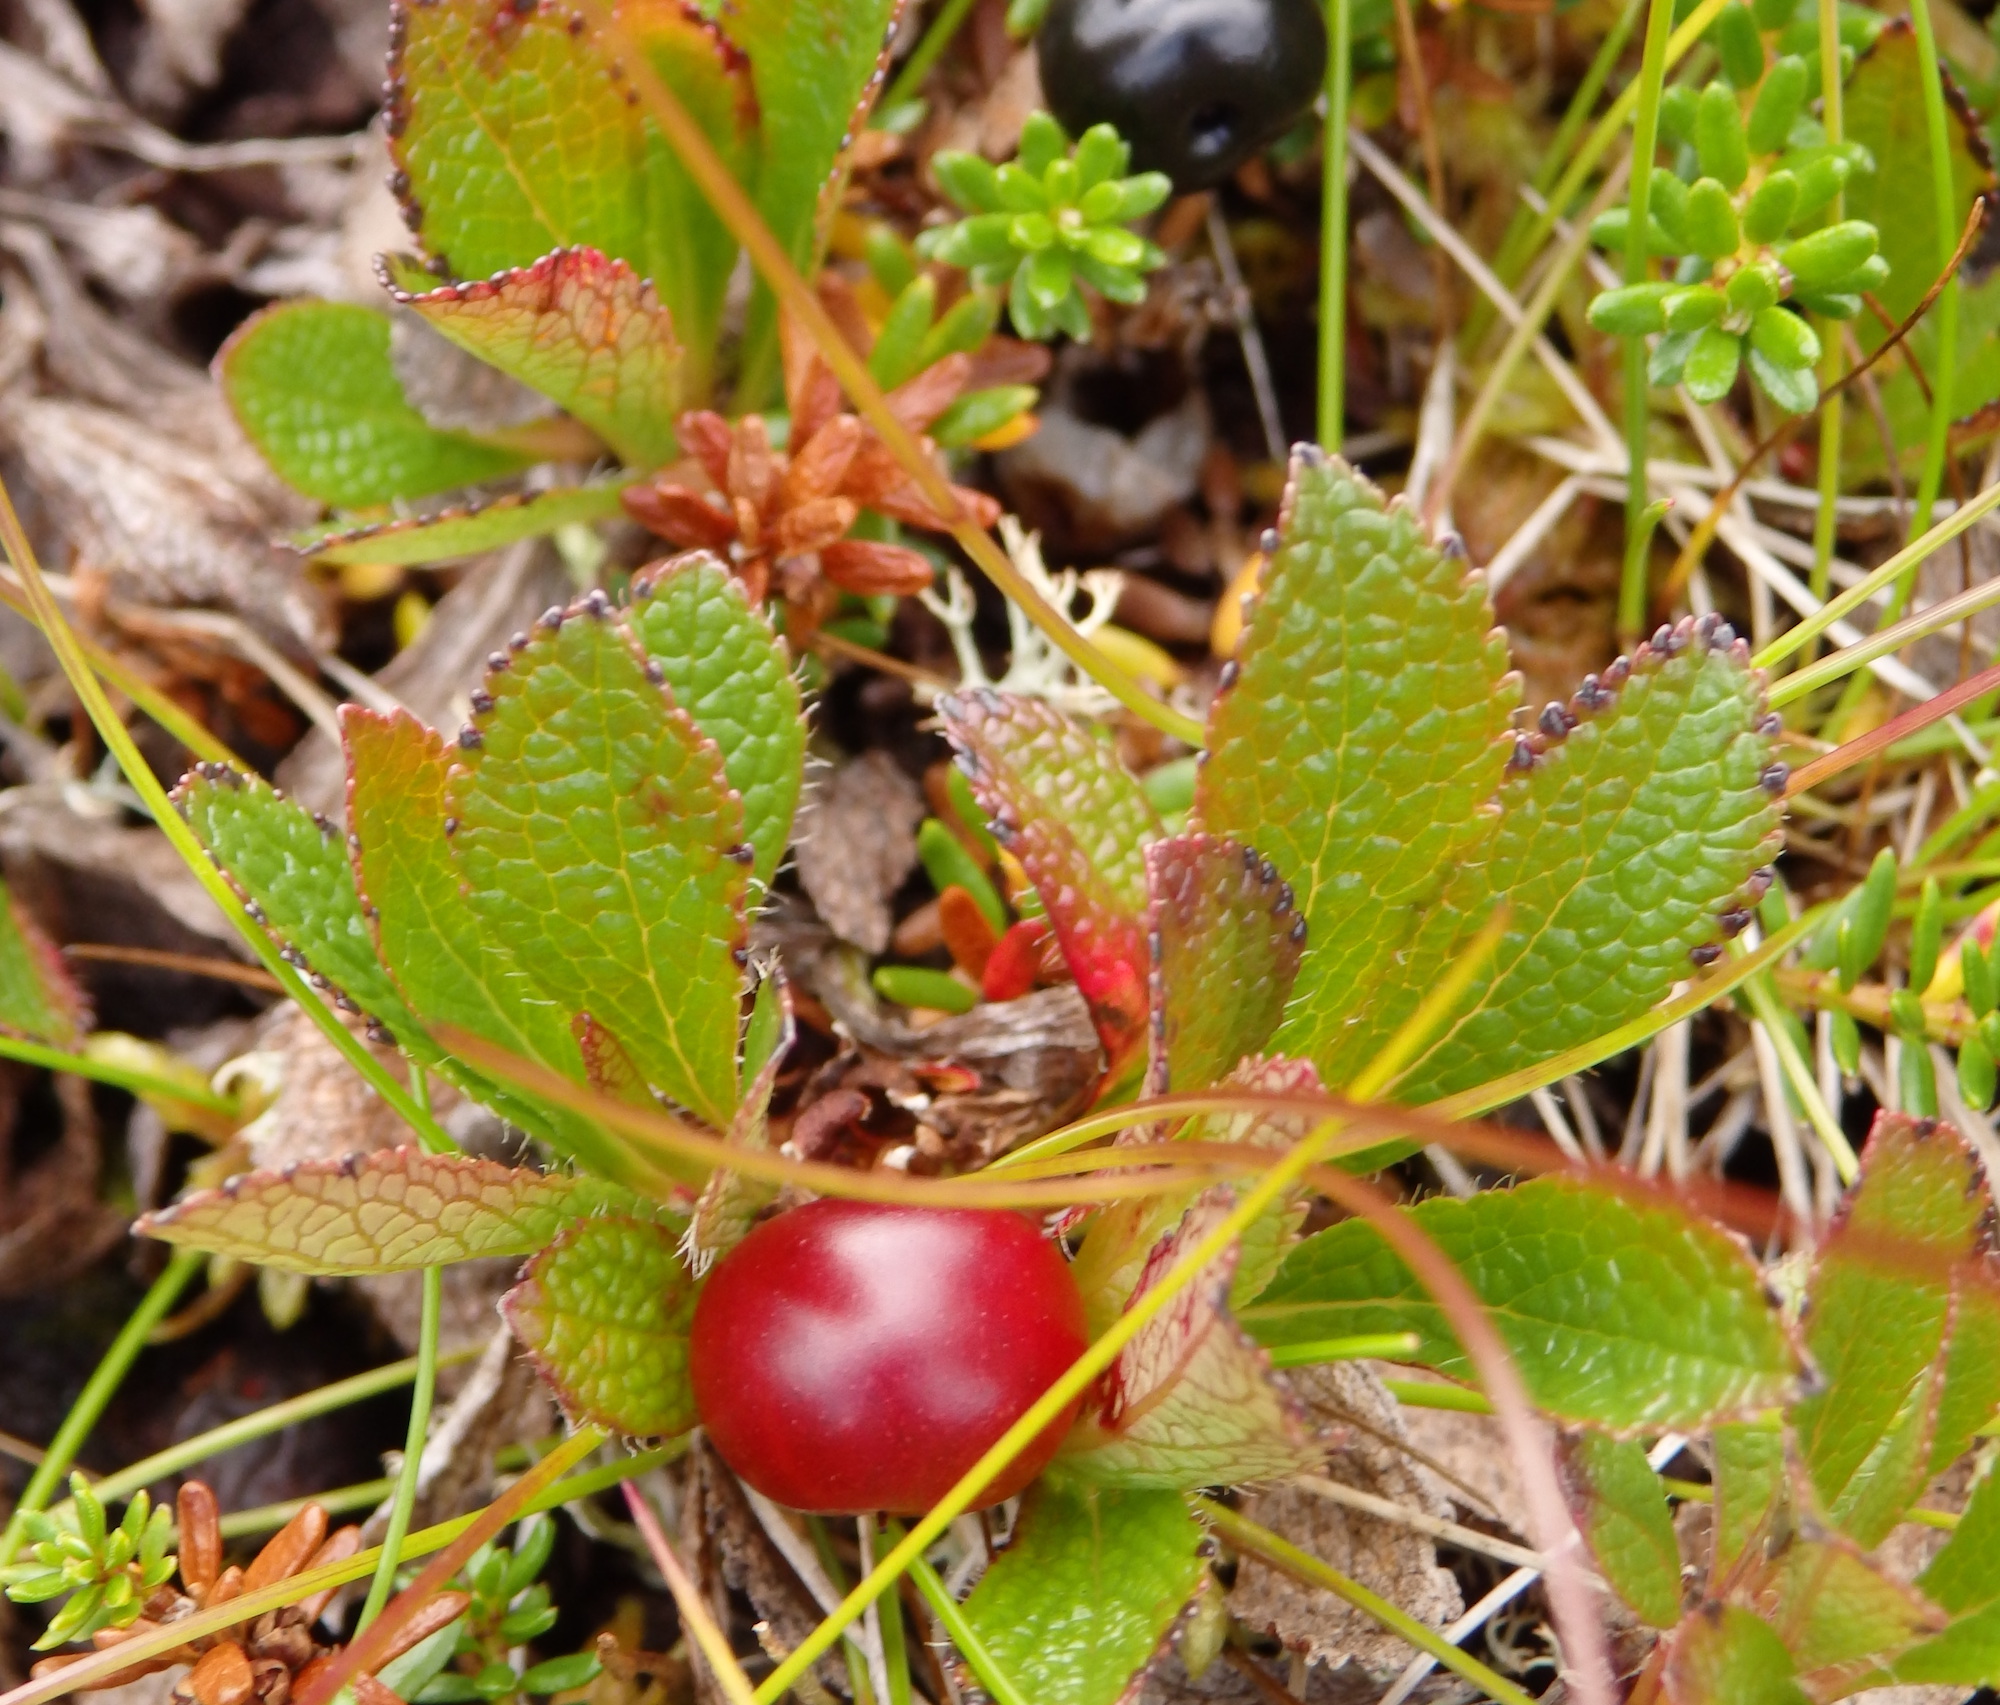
(178, 762), (424, 1043)
(626, 554), (803, 890)
(1890, 1466), (2000, 1686)
(1196, 449), (1514, 1088)
(732, 0), (900, 273)
(1242, 1176), (1799, 1429)
(448, 597), (747, 1128)
(136, 1146), (623, 1273)
(388, 0), (752, 393)
(1063, 1190), (1322, 1490)
(0, 882), (87, 1046)
(957, 1480), (1206, 1705)
(300, 484), (630, 567)
(1395, 615), (1782, 1104)
(1665, 1604), (1810, 1705)
(1559, 1429), (1683, 1629)
(1843, 19), (1993, 332)
(342, 708), (625, 1174)
(1794, 1111), (1997, 1548)
(381, 249), (685, 470)
(503, 1214), (699, 1436)
(1741, 1535), (1942, 1691)
(941, 690), (1159, 1068)
(216, 301), (532, 507)
(1710, 1421), (1786, 1588)
(1069, 1054), (1320, 1328)
(1144, 835), (1305, 1096)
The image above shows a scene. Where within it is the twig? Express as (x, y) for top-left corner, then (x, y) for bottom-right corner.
(1206, 200), (1289, 465)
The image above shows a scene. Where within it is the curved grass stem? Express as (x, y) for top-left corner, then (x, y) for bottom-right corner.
(0, 1034), (236, 1114)
(0, 474), (457, 1157)
(1193, 1499), (1538, 1705)
(355, 1260), (442, 1632)
(1319, 0), (1352, 447)
(1902, 0), (1960, 554)
(572, 0), (1202, 747)
(0, 1250), (202, 1566)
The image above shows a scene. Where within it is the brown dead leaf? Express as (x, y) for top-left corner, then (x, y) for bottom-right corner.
(794, 751), (924, 953)
(0, 1070), (125, 1297)
(1229, 1363), (1464, 1680)
(1395, 1396), (1532, 1535)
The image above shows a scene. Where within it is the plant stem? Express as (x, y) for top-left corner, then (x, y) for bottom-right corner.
(1266, 1332), (1423, 1367)
(575, 0), (1202, 746)
(0, 476), (457, 1157)
(1379, 1378), (1494, 1414)
(355, 1260), (442, 1632)
(1194, 1499), (1538, 1705)
(1619, 0), (1676, 643)
(1739, 965), (1858, 1181)
(1903, 0), (1960, 555)
(0, 1251), (202, 1565)
(82, 1352), (470, 1509)
(0, 1437), (684, 1705)
(870, 1523), (912, 1705)
(880, 0), (978, 113)
(886, 1527), (1032, 1705)
(1318, 0), (1352, 449)
(0, 1034), (236, 1113)
(752, 1111), (1368, 1703)
(1754, 478), (2000, 670)
(1807, 0), (1846, 634)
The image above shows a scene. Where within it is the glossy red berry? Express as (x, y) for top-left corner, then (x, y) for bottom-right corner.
(688, 1200), (1090, 1514)
(1038, 0), (1330, 190)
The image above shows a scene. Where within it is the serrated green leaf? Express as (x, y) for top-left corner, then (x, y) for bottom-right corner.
(1666, 1604), (1811, 1705)
(216, 301), (533, 506)
(1063, 1191), (1320, 1489)
(1242, 1176), (1798, 1429)
(1196, 452), (1515, 1088)
(1144, 835), (1304, 1096)
(389, 0), (752, 394)
(381, 249), (685, 470)
(729, 0), (901, 274)
(300, 484), (630, 567)
(1920, 1463), (2000, 1617)
(1742, 1535), (1943, 1689)
(941, 690), (1159, 1067)
(1710, 1421), (1785, 1587)
(179, 763), (425, 1043)
(449, 602), (746, 1128)
(0, 882), (87, 1046)
(1559, 1429), (1683, 1628)
(1842, 20), (1994, 330)
(135, 1146), (625, 1273)
(626, 554), (803, 890)
(1795, 1111), (1994, 1547)
(957, 1480), (1206, 1705)
(1394, 619), (1781, 1103)
(503, 1214), (698, 1435)
(342, 707), (623, 1173)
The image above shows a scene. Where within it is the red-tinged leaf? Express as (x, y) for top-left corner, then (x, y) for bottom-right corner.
(1144, 834), (1305, 1096)
(1892, 1467), (2000, 1686)
(136, 1147), (623, 1274)
(0, 882), (87, 1046)
(940, 690), (1159, 1069)
(389, 0), (753, 392)
(380, 250), (685, 470)
(343, 708), (619, 1173)
(1559, 1428), (1684, 1629)
(1710, 1421), (1787, 1590)
(503, 1214), (699, 1436)
(1665, 1604), (1811, 1705)
(448, 600), (748, 1129)
(1736, 1534), (1944, 1691)
(572, 1014), (657, 1109)
(1062, 1189), (1322, 1490)
(684, 971), (793, 1273)
(1795, 1112), (1997, 1547)
(1069, 1054), (1320, 1326)
(1196, 449), (1514, 1086)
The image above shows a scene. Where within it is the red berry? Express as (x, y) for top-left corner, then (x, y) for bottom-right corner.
(688, 1200), (1090, 1514)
